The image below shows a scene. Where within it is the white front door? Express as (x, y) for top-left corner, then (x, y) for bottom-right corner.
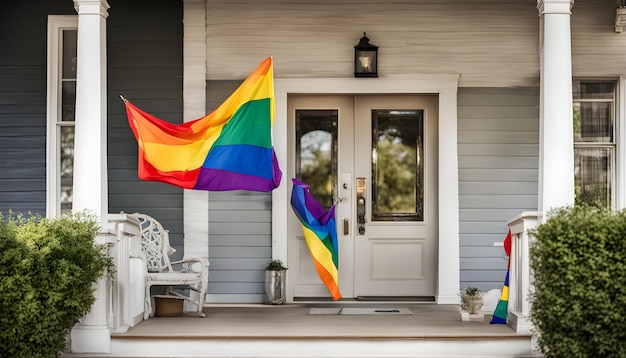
(287, 94), (438, 300)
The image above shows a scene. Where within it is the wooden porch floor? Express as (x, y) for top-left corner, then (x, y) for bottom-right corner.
(118, 303), (522, 338)
(63, 303), (539, 358)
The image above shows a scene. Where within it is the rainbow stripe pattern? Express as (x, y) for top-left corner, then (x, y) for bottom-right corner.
(290, 178), (342, 300)
(491, 230), (512, 324)
(124, 57), (282, 192)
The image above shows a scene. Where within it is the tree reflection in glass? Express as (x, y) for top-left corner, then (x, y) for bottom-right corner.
(372, 110), (423, 221)
(296, 110), (338, 210)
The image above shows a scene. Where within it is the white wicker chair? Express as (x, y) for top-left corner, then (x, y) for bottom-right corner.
(130, 213), (209, 319)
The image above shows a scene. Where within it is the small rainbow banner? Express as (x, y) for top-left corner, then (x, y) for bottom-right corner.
(290, 178), (342, 300)
(124, 57), (282, 192)
(490, 230), (512, 324)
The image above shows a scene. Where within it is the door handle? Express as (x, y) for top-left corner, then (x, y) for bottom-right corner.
(356, 177), (366, 234)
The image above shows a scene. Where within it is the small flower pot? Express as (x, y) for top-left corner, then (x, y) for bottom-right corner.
(264, 269), (287, 304)
(460, 294), (484, 314)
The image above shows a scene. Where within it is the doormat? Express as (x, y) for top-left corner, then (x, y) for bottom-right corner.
(308, 307), (412, 315)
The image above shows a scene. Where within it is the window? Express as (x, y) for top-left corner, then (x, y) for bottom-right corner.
(295, 110), (338, 210)
(47, 16), (78, 217)
(573, 80), (616, 208)
(371, 109), (424, 221)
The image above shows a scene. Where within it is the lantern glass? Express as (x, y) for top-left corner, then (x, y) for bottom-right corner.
(354, 33), (378, 77)
(356, 50), (376, 73)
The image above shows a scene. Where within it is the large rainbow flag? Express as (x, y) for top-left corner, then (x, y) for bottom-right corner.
(124, 57), (282, 192)
(290, 178), (342, 300)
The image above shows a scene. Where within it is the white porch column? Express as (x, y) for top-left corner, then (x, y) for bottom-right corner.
(72, 0), (109, 221)
(70, 0), (111, 353)
(182, 0), (208, 261)
(537, 0), (575, 214)
(182, 0), (209, 317)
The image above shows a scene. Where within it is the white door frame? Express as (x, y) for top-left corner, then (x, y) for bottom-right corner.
(272, 75), (461, 304)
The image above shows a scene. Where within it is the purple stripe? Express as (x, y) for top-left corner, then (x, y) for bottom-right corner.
(194, 164), (281, 192)
(292, 178), (327, 220)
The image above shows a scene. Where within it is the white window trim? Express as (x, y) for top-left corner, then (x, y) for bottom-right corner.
(572, 78), (621, 210)
(618, 77), (626, 210)
(46, 15), (77, 218)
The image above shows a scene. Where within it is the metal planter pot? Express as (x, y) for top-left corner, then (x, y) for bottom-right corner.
(264, 269), (287, 304)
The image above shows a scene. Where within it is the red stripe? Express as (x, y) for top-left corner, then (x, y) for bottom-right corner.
(137, 147), (199, 189)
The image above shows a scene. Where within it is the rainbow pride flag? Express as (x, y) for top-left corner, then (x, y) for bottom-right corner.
(290, 178), (342, 300)
(124, 57), (282, 192)
(490, 230), (512, 324)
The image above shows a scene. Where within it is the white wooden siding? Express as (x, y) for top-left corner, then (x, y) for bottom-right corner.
(572, 0), (626, 77)
(204, 0), (626, 87)
(205, 0), (539, 87)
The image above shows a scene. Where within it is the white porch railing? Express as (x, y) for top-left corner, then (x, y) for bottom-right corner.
(106, 213), (145, 333)
(70, 213), (146, 353)
(506, 211), (542, 334)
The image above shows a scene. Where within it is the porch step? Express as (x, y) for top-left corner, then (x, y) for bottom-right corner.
(63, 335), (539, 358)
(61, 304), (541, 357)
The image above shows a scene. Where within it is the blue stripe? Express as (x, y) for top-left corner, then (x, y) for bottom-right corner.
(203, 144), (274, 180)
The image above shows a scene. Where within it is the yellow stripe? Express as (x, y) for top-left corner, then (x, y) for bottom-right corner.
(301, 225), (339, 284)
(190, 71), (274, 132)
(142, 126), (220, 171)
(501, 286), (509, 300)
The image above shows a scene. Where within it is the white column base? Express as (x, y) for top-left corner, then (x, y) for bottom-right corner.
(507, 310), (533, 334)
(70, 325), (111, 353)
(436, 293), (460, 305)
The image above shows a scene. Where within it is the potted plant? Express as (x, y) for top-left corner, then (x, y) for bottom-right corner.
(460, 286), (483, 314)
(264, 259), (287, 305)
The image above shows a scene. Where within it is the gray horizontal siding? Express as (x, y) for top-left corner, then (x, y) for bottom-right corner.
(208, 191), (273, 298)
(0, 1), (75, 216)
(106, 0), (185, 258)
(457, 87), (539, 292)
(205, 80), (274, 299)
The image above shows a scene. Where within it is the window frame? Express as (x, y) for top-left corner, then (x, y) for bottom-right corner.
(572, 78), (621, 210)
(618, 77), (626, 210)
(46, 15), (78, 218)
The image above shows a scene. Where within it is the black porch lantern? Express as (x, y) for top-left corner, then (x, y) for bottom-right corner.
(354, 32), (378, 78)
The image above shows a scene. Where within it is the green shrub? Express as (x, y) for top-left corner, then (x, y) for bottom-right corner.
(529, 206), (626, 358)
(0, 211), (113, 358)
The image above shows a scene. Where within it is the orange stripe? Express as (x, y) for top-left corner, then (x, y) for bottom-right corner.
(312, 260), (342, 301)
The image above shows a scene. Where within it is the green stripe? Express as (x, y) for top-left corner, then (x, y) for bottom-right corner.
(300, 221), (338, 264)
(214, 98), (272, 148)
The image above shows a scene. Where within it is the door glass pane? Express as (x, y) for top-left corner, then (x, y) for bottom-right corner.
(60, 126), (75, 214)
(372, 109), (423, 221)
(574, 147), (612, 208)
(295, 110), (338, 209)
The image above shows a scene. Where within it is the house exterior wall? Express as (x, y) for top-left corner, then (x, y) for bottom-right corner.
(572, 1), (626, 78)
(0, 0), (185, 257)
(203, 0), (539, 87)
(106, 0), (185, 258)
(199, 0), (623, 295)
(206, 80), (273, 301)
(204, 0), (624, 86)
(458, 87), (539, 291)
(0, 1), (75, 215)
(2, 0), (625, 302)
